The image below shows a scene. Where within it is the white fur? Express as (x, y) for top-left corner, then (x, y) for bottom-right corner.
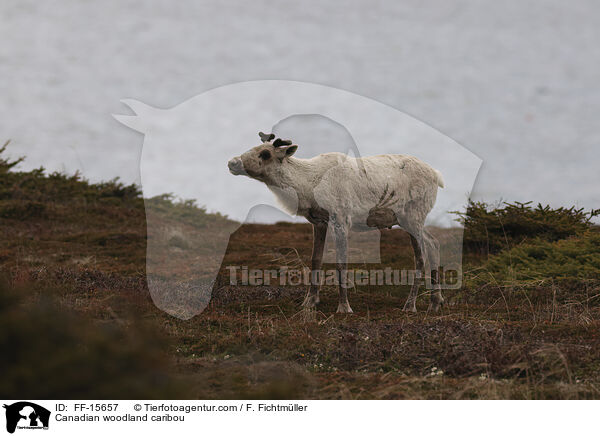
(267, 152), (442, 230)
(229, 145), (445, 313)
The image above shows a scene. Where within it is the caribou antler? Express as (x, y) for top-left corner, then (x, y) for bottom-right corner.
(273, 138), (293, 147)
(259, 132), (275, 142)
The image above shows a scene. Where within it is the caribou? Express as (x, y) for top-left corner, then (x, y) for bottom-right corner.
(228, 133), (445, 313)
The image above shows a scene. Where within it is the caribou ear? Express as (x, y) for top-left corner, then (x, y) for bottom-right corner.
(259, 132), (275, 142)
(285, 145), (298, 156)
(274, 144), (298, 159)
(273, 138), (293, 147)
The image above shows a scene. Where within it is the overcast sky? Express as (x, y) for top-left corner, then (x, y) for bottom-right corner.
(1, 0), (599, 223)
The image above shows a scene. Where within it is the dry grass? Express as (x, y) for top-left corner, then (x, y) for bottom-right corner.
(2, 151), (600, 399)
(4, 216), (600, 399)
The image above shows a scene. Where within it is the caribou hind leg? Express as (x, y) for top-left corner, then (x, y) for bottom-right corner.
(403, 231), (426, 312)
(424, 228), (444, 311)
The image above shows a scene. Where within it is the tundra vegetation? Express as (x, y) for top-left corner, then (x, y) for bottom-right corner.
(1, 145), (600, 399)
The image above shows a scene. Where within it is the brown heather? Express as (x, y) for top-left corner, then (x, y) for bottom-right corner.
(1, 144), (600, 399)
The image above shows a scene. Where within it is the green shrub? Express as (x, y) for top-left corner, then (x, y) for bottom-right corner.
(454, 201), (599, 255)
(0, 142), (234, 228)
(0, 141), (142, 207)
(470, 231), (600, 284)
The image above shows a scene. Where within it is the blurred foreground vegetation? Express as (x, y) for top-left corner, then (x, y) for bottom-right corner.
(0, 280), (184, 399)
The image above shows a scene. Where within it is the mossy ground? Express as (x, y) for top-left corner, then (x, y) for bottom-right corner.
(1, 149), (599, 399)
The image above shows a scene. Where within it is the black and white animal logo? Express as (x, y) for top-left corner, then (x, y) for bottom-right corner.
(3, 402), (50, 434)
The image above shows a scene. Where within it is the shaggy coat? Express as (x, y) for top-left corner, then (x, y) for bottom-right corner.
(228, 134), (445, 313)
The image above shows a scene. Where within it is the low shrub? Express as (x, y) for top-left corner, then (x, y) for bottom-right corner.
(469, 231), (600, 285)
(454, 200), (599, 255)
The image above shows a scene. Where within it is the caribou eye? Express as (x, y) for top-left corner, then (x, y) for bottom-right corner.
(259, 150), (271, 160)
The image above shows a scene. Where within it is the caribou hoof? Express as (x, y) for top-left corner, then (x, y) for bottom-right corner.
(403, 300), (417, 313)
(430, 295), (445, 312)
(336, 302), (354, 313)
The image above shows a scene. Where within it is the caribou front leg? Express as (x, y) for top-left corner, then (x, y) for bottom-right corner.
(333, 220), (353, 313)
(302, 222), (327, 308)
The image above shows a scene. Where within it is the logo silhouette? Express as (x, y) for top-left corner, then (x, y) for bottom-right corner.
(3, 402), (50, 434)
(114, 80), (482, 319)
